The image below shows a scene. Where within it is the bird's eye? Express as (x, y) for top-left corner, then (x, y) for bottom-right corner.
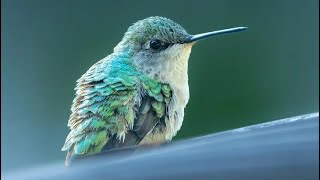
(150, 40), (162, 50)
(149, 39), (170, 51)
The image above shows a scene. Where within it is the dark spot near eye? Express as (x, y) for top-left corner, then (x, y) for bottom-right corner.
(154, 73), (160, 79)
(146, 68), (151, 74)
(169, 28), (174, 33)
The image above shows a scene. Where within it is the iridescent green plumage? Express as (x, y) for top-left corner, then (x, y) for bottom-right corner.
(62, 52), (172, 163)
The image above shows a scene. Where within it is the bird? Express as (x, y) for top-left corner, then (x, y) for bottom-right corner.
(61, 16), (247, 166)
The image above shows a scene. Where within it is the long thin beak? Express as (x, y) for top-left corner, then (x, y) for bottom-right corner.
(185, 27), (248, 43)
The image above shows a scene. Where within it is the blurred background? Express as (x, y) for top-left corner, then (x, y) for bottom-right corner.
(1, 0), (318, 172)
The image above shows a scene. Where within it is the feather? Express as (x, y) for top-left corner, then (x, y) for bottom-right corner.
(62, 55), (172, 161)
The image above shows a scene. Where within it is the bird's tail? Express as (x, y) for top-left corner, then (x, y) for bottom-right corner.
(65, 149), (73, 167)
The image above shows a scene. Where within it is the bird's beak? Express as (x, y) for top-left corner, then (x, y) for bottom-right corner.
(185, 27), (248, 43)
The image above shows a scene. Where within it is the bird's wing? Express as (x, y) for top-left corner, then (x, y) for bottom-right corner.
(103, 80), (172, 150)
(61, 56), (172, 163)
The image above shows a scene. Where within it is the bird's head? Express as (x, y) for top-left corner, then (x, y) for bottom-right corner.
(114, 16), (247, 83)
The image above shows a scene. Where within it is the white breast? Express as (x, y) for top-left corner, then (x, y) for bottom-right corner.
(140, 43), (193, 144)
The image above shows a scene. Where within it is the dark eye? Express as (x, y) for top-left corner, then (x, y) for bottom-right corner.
(149, 39), (170, 51)
(150, 40), (162, 50)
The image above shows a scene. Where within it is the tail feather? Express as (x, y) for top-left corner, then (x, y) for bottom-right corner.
(65, 148), (73, 167)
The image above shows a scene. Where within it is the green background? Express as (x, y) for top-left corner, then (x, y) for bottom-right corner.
(1, 0), (318, 172)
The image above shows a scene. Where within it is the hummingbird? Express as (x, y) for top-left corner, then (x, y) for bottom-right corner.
(61, 16), (247, 165)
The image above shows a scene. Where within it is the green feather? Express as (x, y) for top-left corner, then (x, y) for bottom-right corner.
(114, 86), (127, 91)
(164, 97), (171, 104)
(161, 84), (171, 97)
(109, 82), (123, 88)
(142, 81), (150, 90)
(154, 92), (164, 102)
(148, 80), (158, 89)
(150, 83), (161, 94)
(99, 87), (114, 96)
(109, 100), (121, 108)
(151, 100), (165, 118)
(74, 133), (96, 154)
(90, 118), (106, 129)
(75, 131), (107, 155)
(89, 135), (108, 154)
(117, 106), (128, 114)
(92, 131), (108, 146)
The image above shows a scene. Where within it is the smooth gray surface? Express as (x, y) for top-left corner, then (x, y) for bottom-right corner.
(3, 113), (319, 180)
